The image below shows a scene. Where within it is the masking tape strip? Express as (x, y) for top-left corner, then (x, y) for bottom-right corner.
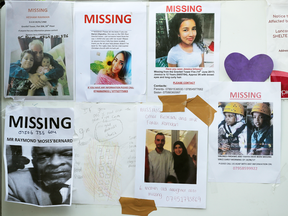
(158, 95), (187, 112)
(119, 197), (157, 216)
(186, 95), (217, 126)
(158, 95), (216, 126)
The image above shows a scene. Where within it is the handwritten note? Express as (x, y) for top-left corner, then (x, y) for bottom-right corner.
(72, 103), (136, 205)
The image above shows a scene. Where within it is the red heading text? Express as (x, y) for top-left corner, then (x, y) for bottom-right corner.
(230, 92), (262, 99)
(166, 5), (202, 13)
(84, 14), (131, 24)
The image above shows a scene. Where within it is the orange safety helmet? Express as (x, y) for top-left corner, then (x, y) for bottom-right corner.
(223, 102), (245, 116)
(251, 103), (271, 116)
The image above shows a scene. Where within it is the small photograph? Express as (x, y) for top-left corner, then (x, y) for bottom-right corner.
(218, 102), (273, 156)
(218, 102), (248, 155)
(145, 129), (197, 184)
(90, 50), (132, 85)
(7, 38), (70, 97)
(5, 145), (73, 206)
(155, 13), (215, 68)
(246, 102), (273, 155)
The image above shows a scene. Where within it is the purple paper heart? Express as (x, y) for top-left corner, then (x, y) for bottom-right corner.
(224, 53), (274, 81)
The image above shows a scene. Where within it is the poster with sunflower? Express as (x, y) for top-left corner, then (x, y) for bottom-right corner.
(75, 2), (146, 102)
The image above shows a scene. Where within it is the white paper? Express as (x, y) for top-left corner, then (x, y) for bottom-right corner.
(4, 1), (73, 100)
(72, 103), (137, 205)
(4, 106), (74, 207)
(208, 82), (281, 183)
(267, 3), (288, 98)
(75, 2), (146, 102)
(267, 3), (288, 71)
(135, 105), (207, 208)
(147, 2), (220, 102)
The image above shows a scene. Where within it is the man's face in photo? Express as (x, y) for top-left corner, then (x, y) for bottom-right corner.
(30, 44), (44, 63)
(155, 134), (165, 151)
(32, 146), (72, 186)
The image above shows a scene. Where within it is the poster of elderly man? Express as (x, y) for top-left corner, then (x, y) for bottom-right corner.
(6, 145), (73, 206)
(4, 106), (74, 207)
(4, 1), (73, 100)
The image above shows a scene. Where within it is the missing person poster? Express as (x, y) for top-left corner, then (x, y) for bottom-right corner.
(4, 106), (74, 207)
(267, 3), (288, 98)
(147, 2), (220, 102)
(4, 1), (73, 100)
(135, 105), (208, 208)
(75, 2), (146, 102)
(208, 82), (281, 183)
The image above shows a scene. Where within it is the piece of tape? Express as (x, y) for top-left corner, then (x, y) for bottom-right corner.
(158, 95), (187, 112)
(158, 95), (216, 126)
(186, 95), (217, 126)
(119, 197), (157, 216)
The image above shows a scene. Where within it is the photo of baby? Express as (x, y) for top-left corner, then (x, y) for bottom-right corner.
(35, 53), (63, 96)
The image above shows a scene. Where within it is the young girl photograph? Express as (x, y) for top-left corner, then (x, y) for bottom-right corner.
(155, 13), (215, 68)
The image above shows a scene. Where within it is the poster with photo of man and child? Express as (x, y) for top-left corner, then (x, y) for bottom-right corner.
(4, 1), (73, 100)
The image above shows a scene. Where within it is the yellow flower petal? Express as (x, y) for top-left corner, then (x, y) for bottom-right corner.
(102, 56), (114, 70)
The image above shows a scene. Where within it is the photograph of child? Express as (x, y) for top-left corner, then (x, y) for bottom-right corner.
(36, 53), (63, 96)
(218, 102), (248, 155)
(248, 103), (273, 155)
(218, 102), (274, 156)
(7, 50), (35, 96)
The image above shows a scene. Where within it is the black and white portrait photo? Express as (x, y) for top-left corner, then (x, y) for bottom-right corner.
(6, 145), (73, 206)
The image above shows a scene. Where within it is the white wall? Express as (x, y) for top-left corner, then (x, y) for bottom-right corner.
(2, 1), (288, 216)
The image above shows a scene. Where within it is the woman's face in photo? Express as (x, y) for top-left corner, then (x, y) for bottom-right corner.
(174, 144), (183, 156)
(21, 53), (34, 70)
(253, 112), (264, 128)
(112, 53), (124, 74)
(178, 19), (197, 46)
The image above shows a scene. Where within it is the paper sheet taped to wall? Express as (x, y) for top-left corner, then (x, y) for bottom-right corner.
(72, 103), (137, 205)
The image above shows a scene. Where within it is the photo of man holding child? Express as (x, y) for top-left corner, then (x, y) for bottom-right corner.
(7, 38), (69, 97)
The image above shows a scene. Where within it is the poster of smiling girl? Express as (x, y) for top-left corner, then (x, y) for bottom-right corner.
(147, 2), (220, 102)
(75, 2), (146, 102)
